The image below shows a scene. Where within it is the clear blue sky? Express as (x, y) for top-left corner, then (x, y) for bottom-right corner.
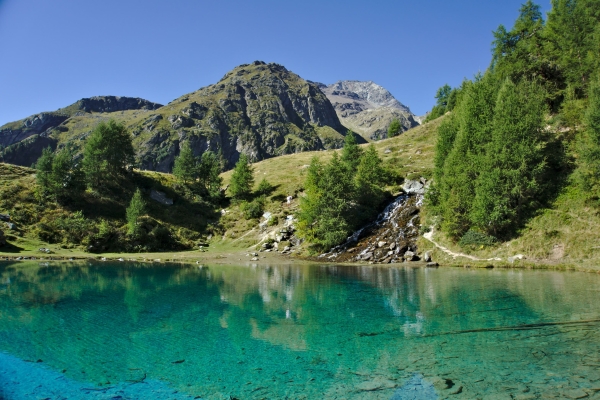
(0, 0), (552, 126)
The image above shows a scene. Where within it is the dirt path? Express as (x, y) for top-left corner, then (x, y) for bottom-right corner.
(423, 230), (502, 262)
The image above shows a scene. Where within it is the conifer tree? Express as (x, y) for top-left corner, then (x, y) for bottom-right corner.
(545, 0), (600, 98)
(126, 189), (146, 236)
(296, 156), (324, 245)
(229, 154), (254, 200)
(173, 141), (197, 184)
(435, 74), (498, 238)
(198, 150), (223, 198)
(470, 79), (547, 235)
(35, 147), (55, 194)
(387, 119), (402, 138)
(297, 153), (355, 250)
(578, 75), (600, 190)
(355, 144), (385, 210)
(256, 178), (274, 196)
(82, 120), (134, 189)
(51, 147), (83, 200)
(340, 132), (363, 174)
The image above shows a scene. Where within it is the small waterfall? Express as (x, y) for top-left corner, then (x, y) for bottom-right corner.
(320, 194), (423, 263)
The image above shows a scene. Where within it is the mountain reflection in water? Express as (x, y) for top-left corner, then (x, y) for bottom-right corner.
(0, 261), (599, 399)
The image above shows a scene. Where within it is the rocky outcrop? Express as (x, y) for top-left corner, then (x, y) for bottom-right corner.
(73, 96), (162, 113)
(321, 81), (419, 141)
(0, 96), (163, 166)
(320, 194), (424, 264)
(0, 113), (68, 148)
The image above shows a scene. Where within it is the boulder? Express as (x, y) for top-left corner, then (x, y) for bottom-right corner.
(377, 241), (387, 248)
(150, 189), (173, 205)
(424, 251), (432, 262)
(403, 250), (419, 261)
(402, 179), (425, 195)
(0, 214), (9, 221)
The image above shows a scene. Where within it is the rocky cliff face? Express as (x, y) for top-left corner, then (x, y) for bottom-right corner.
(0, 96), (163, 165)
(320, 81), (419, 141)
(1, 62), (353, 171)
(134, 61), (350, 171)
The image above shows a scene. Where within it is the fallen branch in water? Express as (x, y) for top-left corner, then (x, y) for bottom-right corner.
(424, 318), (600, 337)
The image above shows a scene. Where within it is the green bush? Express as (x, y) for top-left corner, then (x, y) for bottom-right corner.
(458, 230), (497, 248)
(241, 197), (265, 220)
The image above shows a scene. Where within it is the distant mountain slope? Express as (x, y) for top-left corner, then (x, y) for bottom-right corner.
(0, 96), (163, 166)
(320, 81), (419, 141)
(0, 61), (355, 171)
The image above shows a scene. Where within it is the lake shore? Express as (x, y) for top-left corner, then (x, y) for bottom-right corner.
(2, 245), (599, 273)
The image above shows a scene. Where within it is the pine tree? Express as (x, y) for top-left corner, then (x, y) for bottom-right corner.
(578, 75), (600, 190)
(256, 178), (274, 196)
(355, 144), (385, 211)
(229, 154), (254, 200)
(297, 153), (355, 250)
(173, 141), (198, 184)
(387, 119), (402, 138)
(51, 147), (83, 200)
(198, 150), (223, 198)
(296, 156), (325, 245)
(470, 78), (547, 235)
(545, 0), (600, 98)
(35, 147), (55, 194)
(82, 120), (134, 189)
(126, 189), (146, 236)
(435, 74), (498, 239)
(340, 132), (363, 174)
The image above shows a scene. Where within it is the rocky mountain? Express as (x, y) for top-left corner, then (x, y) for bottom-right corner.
(0, 62), (354, 171)
(0, 96), (163, 166)
(319, 81), (419, 141)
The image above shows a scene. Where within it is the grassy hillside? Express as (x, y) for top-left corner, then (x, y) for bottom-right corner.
(3, 113), (599, 271)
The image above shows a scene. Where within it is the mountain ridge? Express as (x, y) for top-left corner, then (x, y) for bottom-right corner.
(320, 80), (419, 141)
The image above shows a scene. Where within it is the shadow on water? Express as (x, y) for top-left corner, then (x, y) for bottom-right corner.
(0, 261), (600, 399)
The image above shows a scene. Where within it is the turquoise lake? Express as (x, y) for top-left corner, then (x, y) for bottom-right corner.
(1, 261), (599, 399)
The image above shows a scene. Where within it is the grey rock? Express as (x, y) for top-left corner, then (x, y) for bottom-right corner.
(168, 114), (194, 129)
(150, 189), (173, 205)
(508, 254), (526, 264)
(0, 214), (9, 221)
(378, 241), (387, 248)
(5, 222), (15, 230)
(404, 250), (419, 261)
(424, 250), (432, 262)
(402, 179), (425, 195)
(426, 262), (439, 267)
(322, 80), (419, 141)
(76, 96), (162, 113)
(251, 257), (259, 261)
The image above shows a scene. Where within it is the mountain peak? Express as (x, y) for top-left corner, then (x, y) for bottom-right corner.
(322, 80), (418, 141)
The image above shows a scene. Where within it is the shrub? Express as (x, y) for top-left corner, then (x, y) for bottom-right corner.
(458, 230), (497, 248)
(241, 197), (265, 220)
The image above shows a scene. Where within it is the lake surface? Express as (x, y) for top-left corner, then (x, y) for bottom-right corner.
(1, 261), (599, 399)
